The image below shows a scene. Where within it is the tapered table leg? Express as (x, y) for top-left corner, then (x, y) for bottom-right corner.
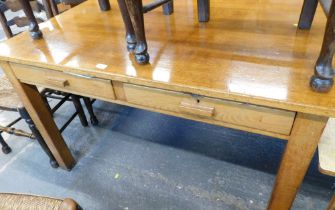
(1, 61), (75, 170)
(328, 194), (335, 210)
(267, 113), (328, 210)
(124, 0), (150, 64)
(18, 0), (42, 39)
(310, 0), (335, 92)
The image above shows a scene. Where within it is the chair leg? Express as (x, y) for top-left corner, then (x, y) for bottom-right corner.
(49, 0), (59, 16)
(124, 0), (150, 64)
(41, 94), (52, 113)
(41, 0), (54, 19)
(117, 0), (137, 52)
(71, 95), (89, 127)
(17, 0), (43, 39)
(82, 97), (99, 126)
(98, 0), (111, 11)
(0, 10), (13, 38)
(0, 134), (11, 154)
(310, 0), (335, 92)
(162, 1), (173, 15)
(17, 107), (59, 168)
(298, 0), (318, 29)
(197, 0), (210, 22)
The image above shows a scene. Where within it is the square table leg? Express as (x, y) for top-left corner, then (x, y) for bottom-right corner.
(267, 113), (328, 209)
(0, 61), (75, 170)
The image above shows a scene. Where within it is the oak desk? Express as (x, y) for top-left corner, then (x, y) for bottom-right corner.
(0, 0), (333, 209)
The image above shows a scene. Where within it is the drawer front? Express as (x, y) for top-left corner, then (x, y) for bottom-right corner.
(11, 63), (115, 101)
(123, 84), (295, 135)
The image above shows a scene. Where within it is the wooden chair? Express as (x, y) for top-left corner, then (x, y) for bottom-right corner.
(113, 0), (210, 64)
(16, 0), (209, 64)
(317, 118), (335, 209)
(0, 193), (82, 210)
(298, 0), (335, 92)
(0, 0), (99, 126)
(0, 74), (94, 168)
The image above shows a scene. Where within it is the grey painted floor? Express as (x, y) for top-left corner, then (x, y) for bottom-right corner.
(0, 10), (334, 210)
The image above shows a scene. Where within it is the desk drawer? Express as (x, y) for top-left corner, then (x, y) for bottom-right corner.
(11, 63), (115, 100)
(123, 84), (295, 135)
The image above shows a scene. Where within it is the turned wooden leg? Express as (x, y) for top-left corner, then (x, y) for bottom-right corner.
(18, 0), (42, 39)
(49, 0), (59, 16)
(197, 0), (210, 22)
(83, 97), (99, 126)
(310, 0), (335, 93)
(162, 1), (173, 15)
(18, 107), (59, 168)
(41, 0), (54, 19)
(71, 95), (89, 127)
(117, 0), (137, 52)
(1, 61), (75, 170)
(0, 134), (11, 154)
(267, 113), (328, 210)
(124, 0), (150, 64)
(0, 10), (13, 39)
(98, 0), (111, 11)
(298, 0), (318, 29)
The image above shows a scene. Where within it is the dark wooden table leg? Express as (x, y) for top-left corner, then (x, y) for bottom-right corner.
(162, 1), (173, 15)
(18, 0), (42, 39)
(1, 61), (75, 170)
(18, 107), (59, 168)
(98, 0), (111, 11)
(117, 0), (136, 52)
(124, 0), (150, 64)
(298, 0), (318, 29)
(267, 113), (327, 209)
(310, 0), (335, 93)
(197, 0), (210, 22)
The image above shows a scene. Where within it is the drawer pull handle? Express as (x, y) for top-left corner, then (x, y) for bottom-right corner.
(46, 77), (69, 87)
(179, 99), (214, 117)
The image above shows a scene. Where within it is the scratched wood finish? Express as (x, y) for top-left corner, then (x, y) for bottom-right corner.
(11, 63), (116, 101)
(123, 83), (296, 135)
(0, 0), (333, 117)
(268, 113), (328, 210)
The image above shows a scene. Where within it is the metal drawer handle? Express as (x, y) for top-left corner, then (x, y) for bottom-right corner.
(66, 72), (94, 79)
(179, 99), (214, 117)
(46, 77), (69, 87)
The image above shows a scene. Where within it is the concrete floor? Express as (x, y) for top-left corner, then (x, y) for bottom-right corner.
(0, 10), (334, 210)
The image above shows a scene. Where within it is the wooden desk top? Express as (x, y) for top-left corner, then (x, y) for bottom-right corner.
(0, 0), (333, 117)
